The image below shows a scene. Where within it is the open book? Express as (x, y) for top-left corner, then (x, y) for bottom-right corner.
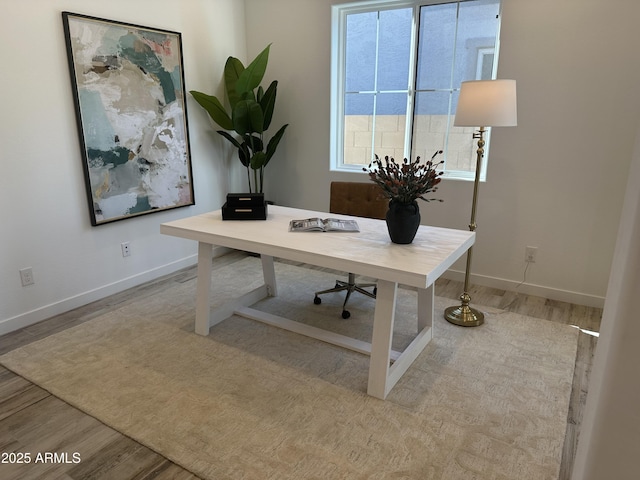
(289, 217), (360, 232)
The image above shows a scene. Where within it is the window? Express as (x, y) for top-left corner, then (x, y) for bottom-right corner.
(330, 0), (502, 180)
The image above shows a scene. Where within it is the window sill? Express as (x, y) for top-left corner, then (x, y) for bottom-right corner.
(330, 165), (486, 182)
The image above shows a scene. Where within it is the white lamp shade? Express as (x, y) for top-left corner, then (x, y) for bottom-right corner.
(454, 79), (517, 127)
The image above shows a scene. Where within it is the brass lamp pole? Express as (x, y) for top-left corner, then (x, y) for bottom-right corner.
(444, 80), (517, 327)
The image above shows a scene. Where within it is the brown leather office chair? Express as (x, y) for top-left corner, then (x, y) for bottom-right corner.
(313, 181), (388, 318)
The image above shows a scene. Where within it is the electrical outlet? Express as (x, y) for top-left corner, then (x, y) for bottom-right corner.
(121, 242), (131, 257)
(525, 246), (538, 263)
(20, 267), (35, 286)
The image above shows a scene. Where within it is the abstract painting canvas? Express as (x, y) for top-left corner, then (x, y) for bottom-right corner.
(62, 12), (194, 226)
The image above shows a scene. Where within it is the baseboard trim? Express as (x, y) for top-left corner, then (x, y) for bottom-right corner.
(441, 269), (605, 309)
(1, 252), (604, 337)
(0, 247), (231, 337)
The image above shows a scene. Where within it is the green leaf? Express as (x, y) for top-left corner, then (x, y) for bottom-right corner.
(264, 124), (289, 166)
(216, 130), (242, 149)
(243, 134), (263, 153)
(236, 44), (271, 94)
(237, 143), (251, 168)
(239, 89), (256, 103)
(250, 151), (267, 170)
(233, 99), (264, 135)
(247, 101), (265, 134)
(216, 131), (251, 168)
(223, 56), (244, 108)
(259, 81), (278, 131)
(190, 91), (233, 130)
(231, 100), (251, 136)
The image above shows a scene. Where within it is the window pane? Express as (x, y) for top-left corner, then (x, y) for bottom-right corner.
(344, 93), (373, 166)
(416, 3), (458, 91)
(414, 0), (500, 175)
(375, 92), (407, 161)
(345, 91), (373, 115)
(453, 0), (500, 87)
(446, 122), (477, 172)
(344, 93), (407, 165)
(377, 91), (407, 115)
(345, 12), (377, 92)
(411, 90), (451, 161)
(447, 89), (476, 172)
(377, 9), (412, 91)
(333, 0), (502, 176)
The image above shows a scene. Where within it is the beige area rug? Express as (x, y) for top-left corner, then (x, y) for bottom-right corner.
(0, 257), (578, 480)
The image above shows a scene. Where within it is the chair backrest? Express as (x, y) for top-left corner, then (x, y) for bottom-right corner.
(329, 182), (388, 220)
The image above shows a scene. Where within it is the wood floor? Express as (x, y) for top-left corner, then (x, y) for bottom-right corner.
(0, 251), (602, 480)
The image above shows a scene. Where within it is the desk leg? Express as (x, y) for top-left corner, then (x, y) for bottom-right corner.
(367, 279), (398, 399)
(417, 284), (434, 332)
(195, 242), (213, 336)
(261, 254), (278, 297)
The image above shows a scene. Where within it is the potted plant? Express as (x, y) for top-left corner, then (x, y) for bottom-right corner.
(190, 45), (288, 194)
(364, 150), (444, 244)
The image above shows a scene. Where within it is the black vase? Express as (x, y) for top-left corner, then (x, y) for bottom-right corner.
(385, 200), (421, 244)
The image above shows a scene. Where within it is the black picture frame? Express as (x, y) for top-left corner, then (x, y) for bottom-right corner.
(62, 12), (195, 226)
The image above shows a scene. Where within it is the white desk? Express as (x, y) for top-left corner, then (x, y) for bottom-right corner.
(161, 205), (474, 399)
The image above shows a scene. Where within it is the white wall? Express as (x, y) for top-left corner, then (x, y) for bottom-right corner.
(571, 121), (640, 480)
(0, 0), (247, 333)
(245, 0), (640, 307)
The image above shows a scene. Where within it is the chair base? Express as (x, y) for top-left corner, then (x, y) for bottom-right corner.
(314, 273), (376, 318)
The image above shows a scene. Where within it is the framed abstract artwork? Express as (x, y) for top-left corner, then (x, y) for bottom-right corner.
(62, 12), (194, 226)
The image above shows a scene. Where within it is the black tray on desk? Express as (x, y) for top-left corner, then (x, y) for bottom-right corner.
(222, 193), (268, 220)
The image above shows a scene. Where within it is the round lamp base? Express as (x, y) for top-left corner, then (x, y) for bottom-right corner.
(444, 305), (484, 327)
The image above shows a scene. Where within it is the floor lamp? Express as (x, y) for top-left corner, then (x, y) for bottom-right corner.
(444, 79), (518, 327)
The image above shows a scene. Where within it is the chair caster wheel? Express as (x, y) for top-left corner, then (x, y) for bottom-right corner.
(341, 310), (351, 319)
(314, 296), (321, 305)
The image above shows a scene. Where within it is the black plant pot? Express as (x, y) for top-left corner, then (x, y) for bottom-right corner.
(385, 200), (421, 244)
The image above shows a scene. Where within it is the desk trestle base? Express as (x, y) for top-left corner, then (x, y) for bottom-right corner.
(196, 253), (434, 400)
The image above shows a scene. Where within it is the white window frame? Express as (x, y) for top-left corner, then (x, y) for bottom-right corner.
(330, 0), (503, 181)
